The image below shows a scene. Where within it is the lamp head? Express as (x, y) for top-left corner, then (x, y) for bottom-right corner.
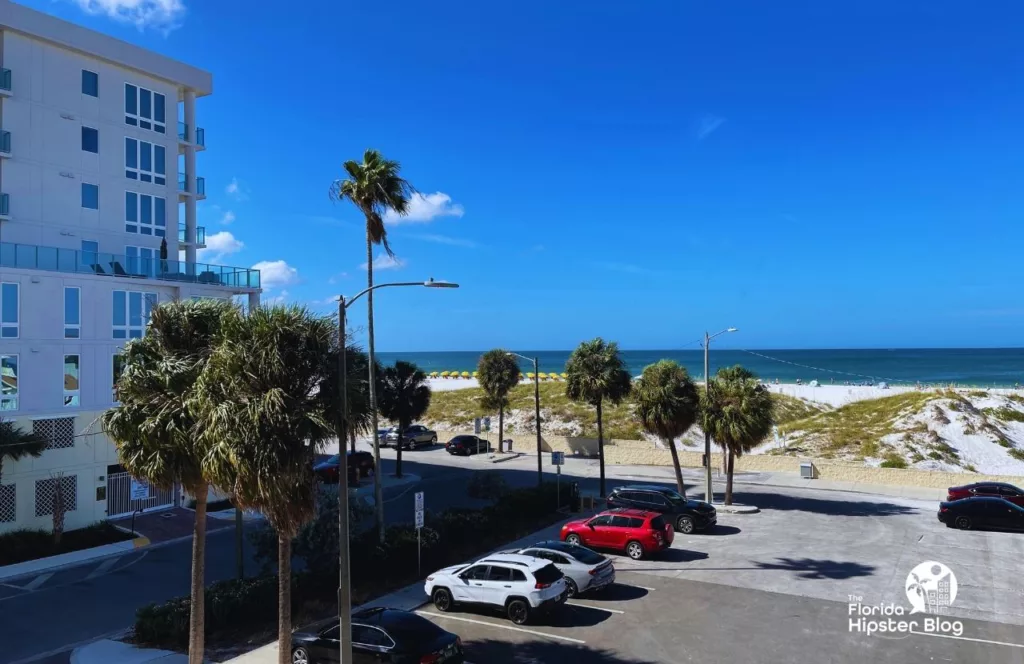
(424, 278), (459, 289)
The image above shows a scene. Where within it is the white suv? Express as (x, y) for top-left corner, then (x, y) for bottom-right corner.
(424, 553), (568, 625)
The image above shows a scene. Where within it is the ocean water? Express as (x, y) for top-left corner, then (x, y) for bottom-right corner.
(374, 348), (1024, 387)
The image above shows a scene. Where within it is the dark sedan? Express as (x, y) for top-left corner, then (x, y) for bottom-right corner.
(446, 435), (492, 456)
(939, 496), (1024, 532)
(606, 484), (717, 533)
(291, 608), (463, 664)
(313, 451), (375, 486)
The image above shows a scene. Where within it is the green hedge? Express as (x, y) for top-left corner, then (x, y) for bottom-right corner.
(0, 522), (133, 566)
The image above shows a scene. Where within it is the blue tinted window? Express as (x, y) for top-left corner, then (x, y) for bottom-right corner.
(125, 84), (137, 114)
(129, 292), (142, 327)
(82, 127), (98, 153)
(154, 145), (165, 174)
(140, 143), (151, 171)
(64, 287), (80, 325)
(154, 93), (165, 122)
(81, 183), (99, 209)
(154, 198), (165, 226)
(125, 138), (137, 168)
(126, 192), (138, 222)
(82, 70), (98, 97)
(112, 291), (126, 326)
(140, 89), (151, 119)
(141, 196), (152, 225)
(2, 283), (19, 323)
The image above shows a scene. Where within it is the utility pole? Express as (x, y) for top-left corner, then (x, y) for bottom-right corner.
(534, 356), (542, 486)
(337, 296), (353, 663)
(703, 332), (712, 504)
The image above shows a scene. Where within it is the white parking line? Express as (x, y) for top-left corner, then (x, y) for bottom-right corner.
(566, 602), (624, 614)
(417, 611), (587, 645)
(85, 556), (121, 581)
(615, 582), (656, 591)
(22, 573), (53, 591)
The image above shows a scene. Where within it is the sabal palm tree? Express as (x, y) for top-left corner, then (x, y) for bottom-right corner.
(0, 419), (46, 484)
(477, 350), (521, 452)
(330, 148), (416, 540)
(196, 305), (336, 664)
(565, 338), (632, 497)
(377, 361), (432, 478)
(102, 298), (232, 664)
(703, 365), (775, 505)
(633, 360), (700, 496)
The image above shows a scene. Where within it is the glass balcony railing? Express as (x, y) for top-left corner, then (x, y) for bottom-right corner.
(195, 127), (205, 147)
(177, 122), (206, 147)
(0, 130), (9, 154)
(0, 68), (10, 93)
(0, 241), (260, 289)
(0, 193), (8, 217)
(178, 224), (207, 245)
(177, 174), (206, 196)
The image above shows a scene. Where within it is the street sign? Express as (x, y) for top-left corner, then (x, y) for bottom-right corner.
(130, 479), (150, 501)
(483, 416), (491, 432)
(551, 451), (565, 466)
(414, 490), (425, 575)
(415, 510), (425, 529)
(474, 417), (481, 434)
(414, 491), (424, 513)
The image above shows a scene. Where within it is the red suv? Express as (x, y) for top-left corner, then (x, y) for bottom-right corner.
(560, 508), (673, 560)
(947, 482), (1024, 507)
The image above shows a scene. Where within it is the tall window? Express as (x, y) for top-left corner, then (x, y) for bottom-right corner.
(1, 283), (18, 338)
(0, 355), (17, 411)
(125, 192), (166, 237)
(81, 183), (99, 210)
(125, 138), (166, 185)
(112, 291), (157, 339)
(124, 83), (166, 134)
(64, 287), (80, 339)
(81, 127), (98, 153)
(82, 70), (98, 97)
(63, 355), (80, 407)
(125, 246), (156, 278)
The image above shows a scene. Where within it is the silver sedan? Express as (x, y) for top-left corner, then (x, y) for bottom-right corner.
(506, 540), (615, 597)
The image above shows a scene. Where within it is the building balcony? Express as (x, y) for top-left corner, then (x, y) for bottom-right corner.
(0, 68), (10, 96)
(177, 173), (206, 199)
(0, 130), (10, 158)
(0, 193), (9, 220)
(0, 241), (260, 289)
(177, 121), (206, 152)
(178, 224), (207, 247)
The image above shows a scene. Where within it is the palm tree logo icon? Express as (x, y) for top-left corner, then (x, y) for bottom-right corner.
(906, 561), (957, 614)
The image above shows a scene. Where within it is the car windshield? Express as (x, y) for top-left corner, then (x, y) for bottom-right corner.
(564, 545), (604, 565)
(381, 613), (447, 642)
(325, 455), (340, 464)
(533, 564), (563, 584)
(662, 489), (686, 502)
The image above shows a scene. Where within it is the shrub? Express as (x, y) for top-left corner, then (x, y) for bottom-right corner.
(991, 407), (1024, 423)
(0, 522), (133, 566)
(466, 472), (509, 501)
(1008, 449), (1024, 462)
(880, 453), (908, 469)
(997, 438), (1012, 448)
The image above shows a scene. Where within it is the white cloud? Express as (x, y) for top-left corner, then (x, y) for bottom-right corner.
(220, 210), (236, 225)
(696, 114), (726, 141)
(360, 255), (405, 271)
(327, 272), (349, 285)
(68, 0), (185, 31)
(384, 192), (464, 224)
(264, 290), (290, 306)
(225, 177), (249, 201)
(196, 231), (244, 264)
(410, 233), (478, 248)
(252, 260), (300, 289)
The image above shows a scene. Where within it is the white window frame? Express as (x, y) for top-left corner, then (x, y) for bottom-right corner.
(113, 291), (157, 339)
(0, 354), (17, 411)
(124, 138), (166, 185)
(64, 286), (81, 339)
(1, 282), (18, 339)
(124, 83), (166, 134)
(125, 191), (167, 237)
(64, 354), (80, 407)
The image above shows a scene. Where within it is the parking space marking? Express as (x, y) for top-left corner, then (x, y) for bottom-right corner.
(566, 602), (625, 614)
(417, 611), (587, 645)
(85, 556), (121, 581)
(22, 573), (53, 591)
(615, 582), (656, 591)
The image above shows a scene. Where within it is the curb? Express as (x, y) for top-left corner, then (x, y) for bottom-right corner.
(489, 452), (525, 464)
(0, 535), (150, 583)
(712, 503), (760, 514)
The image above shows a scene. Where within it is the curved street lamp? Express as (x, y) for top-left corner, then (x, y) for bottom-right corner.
(703, 327), (737, 504)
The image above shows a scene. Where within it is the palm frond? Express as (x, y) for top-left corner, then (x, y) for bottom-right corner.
(329, 149), (416, 258)
(634, 360), (700, 441)
(477, 350), (520, 411)
(565, 338), (632, 407)
(702, 364), (775, 458)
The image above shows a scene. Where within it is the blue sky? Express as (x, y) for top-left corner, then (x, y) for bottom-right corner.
(23, 0), (1024, 351)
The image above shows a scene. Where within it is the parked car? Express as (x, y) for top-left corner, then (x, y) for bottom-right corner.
(424, 553), (567, 625)
(377, 426), (396, 439)
(560, 508), (674, 560)
(385, 425), (438, 449)
(606, 484), (717, 533)
(445, 435), (492, 456)
(502, 540), (615, 597)
(291, 607), (463, 664)
(938, 497), (1024, 531)
(313, 451), (375, 486)
(947, 482), (1024, 507)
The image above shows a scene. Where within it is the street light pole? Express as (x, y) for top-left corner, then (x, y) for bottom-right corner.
(508, 351), (543, 486)
(703, 327), (737, 505)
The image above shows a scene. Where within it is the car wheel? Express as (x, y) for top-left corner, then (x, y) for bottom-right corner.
(292, 647), (310, 664)
(626, 540), (644, 560)
(564, 578), (579, 598)
(565, 534), (582, 546)
(507, 599), (530, 625)
(432, 587), (454, 612)
(677, 516), (695, 534)
(954, 515), (972, 530)
(432, 436), (438, 444)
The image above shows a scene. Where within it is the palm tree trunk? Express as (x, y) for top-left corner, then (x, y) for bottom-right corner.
(596, 400), (605, 498)
(666, 437), (686, 496)
(349, 428), (356, 454)
(498, 405), (504, 455)
(277, 534), (292, 664)
(188, 482), (208, 664)
(725, 449), (735, 505)
(395, 419), (405, 478)
(366, 234), (385, 543)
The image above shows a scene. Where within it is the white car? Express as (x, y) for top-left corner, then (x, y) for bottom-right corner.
(504, 540), (615, 597)
(424, 553), (567, 625)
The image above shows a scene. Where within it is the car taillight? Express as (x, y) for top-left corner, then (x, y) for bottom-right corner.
(940, 506), (949, 513)
(535, 581), (551, 589)
(654, 532), (664, 543)
(426, 576), (435, 581)
(420, 655), (441, 664)
(589, 568), (598, 575)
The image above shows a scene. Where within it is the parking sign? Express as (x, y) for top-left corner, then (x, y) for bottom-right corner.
(551, 451), (565, 466)
(414, 491), (424, 513)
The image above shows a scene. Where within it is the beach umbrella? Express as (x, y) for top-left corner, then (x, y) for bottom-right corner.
(441, 371), (450, 378)
(560, 372), (568, 380)
(429, 371), (439, 379)
(461, 371), (471, 378)
(519, 373), (525, 381)
(538, 372), (549, 380)
(527, 372), (535, 380)
(472, 371), (479, 378)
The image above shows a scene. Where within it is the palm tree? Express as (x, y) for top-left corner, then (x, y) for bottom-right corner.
(633, 360), (700, 496)
(477, 350), (521, 452)
(330, 148), (416, 540)
(377, 361), (431, 477)
(0, 419), (46, 484)
(565, 338), (632, 497)
(703, 365), (775, 505)
(196, 305), (336, 664)
(102, 298), (232, 664)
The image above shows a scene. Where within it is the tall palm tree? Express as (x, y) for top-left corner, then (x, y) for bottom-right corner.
(196, 305), (336, 664)
(633, 360), (700, 496)
(477, 350), (521, 452)
(0, 419), (46, 484)
(102, 299), (232, 664)
(703, 365), (775, 505)
(330, 148), (416, 540)
(565, 338), (632, 497)
(377, 361), (431, 477)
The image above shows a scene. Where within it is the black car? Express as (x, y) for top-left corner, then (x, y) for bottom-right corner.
(291, 608), (463, 664)
(445, 435), (492, 456)
(938, 496), (1024, 532)
(606, 484), (717, 533)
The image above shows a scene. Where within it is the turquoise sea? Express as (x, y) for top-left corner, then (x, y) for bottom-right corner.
(374, 348), (1024, 387)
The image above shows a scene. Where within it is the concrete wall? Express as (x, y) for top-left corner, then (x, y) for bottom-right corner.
(434, 430), (1024, 490)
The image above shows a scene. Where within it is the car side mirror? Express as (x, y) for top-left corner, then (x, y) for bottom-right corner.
(587, 522), (595, 529)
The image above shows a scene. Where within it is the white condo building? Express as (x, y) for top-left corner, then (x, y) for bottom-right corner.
(0, 0), (260, 534)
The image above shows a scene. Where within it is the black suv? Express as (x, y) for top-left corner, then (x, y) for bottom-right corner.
(606, 485), (717, 533)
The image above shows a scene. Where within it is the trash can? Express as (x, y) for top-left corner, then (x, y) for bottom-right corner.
(504, 438), (513, 453)
(569, 481), (581, 513)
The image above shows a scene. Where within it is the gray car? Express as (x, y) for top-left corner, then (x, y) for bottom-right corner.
(505, 540), (615, 597)
(385, 424), (438, 449)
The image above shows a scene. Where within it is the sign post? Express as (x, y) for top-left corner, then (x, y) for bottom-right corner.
(414, 491), (425, 575)
(551, 452), (564, 510)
